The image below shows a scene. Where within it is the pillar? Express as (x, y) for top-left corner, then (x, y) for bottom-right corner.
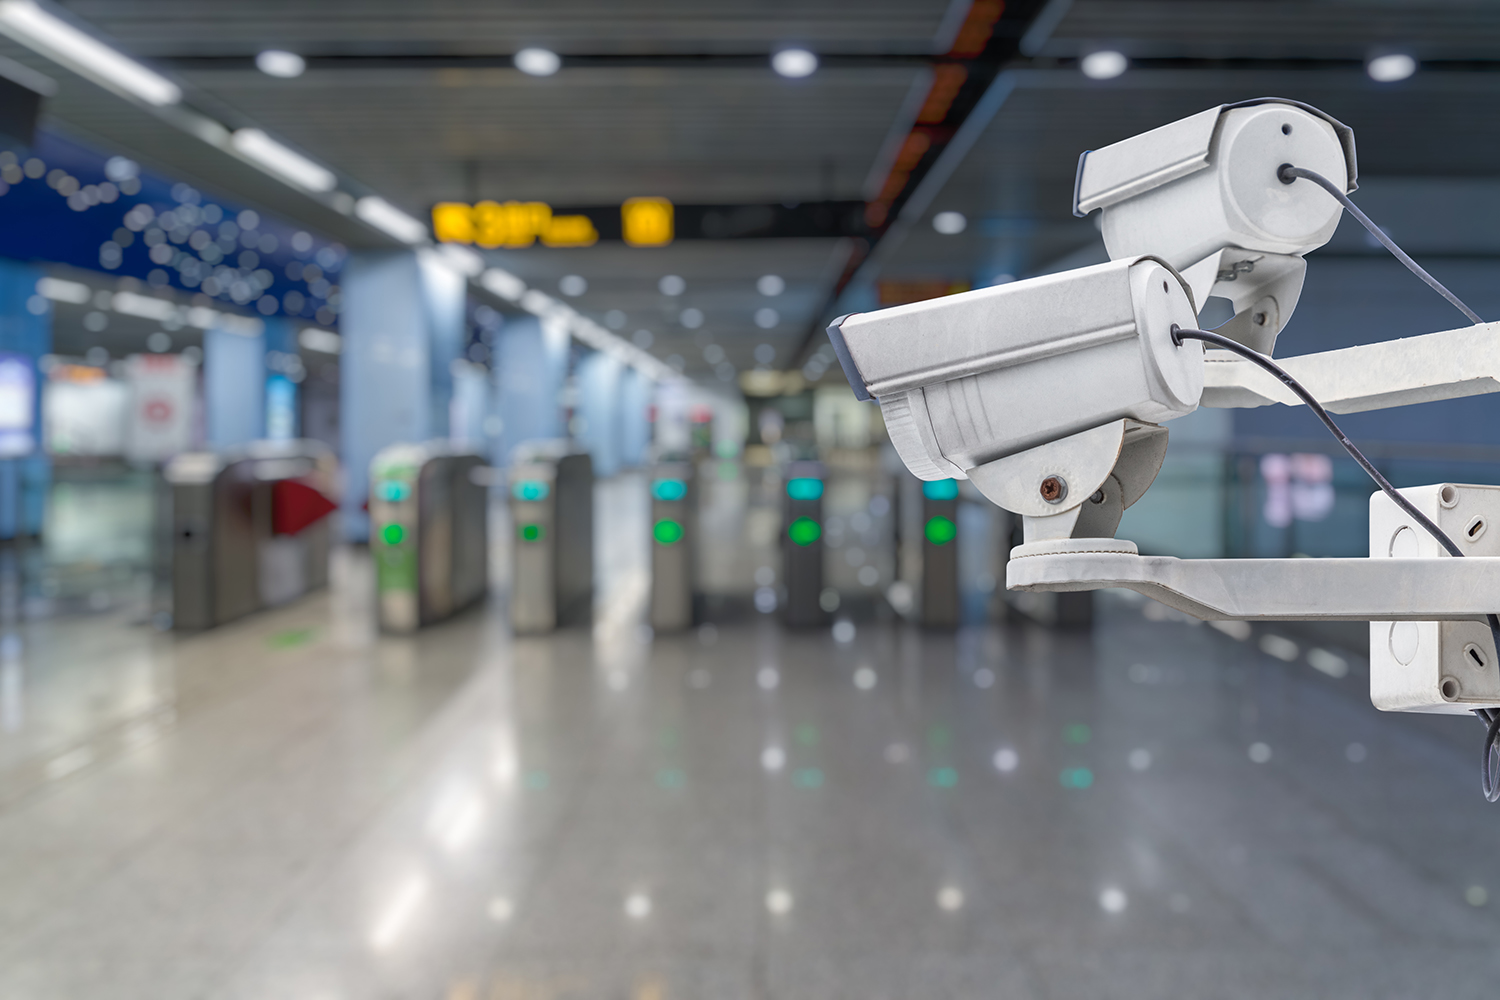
(263, 316), (298, 441)
(575, 351), (622, 477)
(619, 367), (652, 468)
(340, 249), (467, 541)
(204, 318), (266, 448)
(0, 259), (47, 538)
(492, 314), (568, 468)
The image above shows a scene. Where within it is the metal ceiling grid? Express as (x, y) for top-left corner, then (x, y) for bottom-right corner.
(63, 0), (959, 57)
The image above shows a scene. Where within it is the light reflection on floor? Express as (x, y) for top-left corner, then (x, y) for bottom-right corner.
(0, 546), (1496, 997)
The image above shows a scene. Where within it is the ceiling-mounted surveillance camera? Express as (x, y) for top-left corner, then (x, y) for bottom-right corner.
(828, 256), (1201, 538)
(1075, 98), (1357, 353)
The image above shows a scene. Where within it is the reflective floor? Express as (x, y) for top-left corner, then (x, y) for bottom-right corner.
(2, 502), (1500, 998)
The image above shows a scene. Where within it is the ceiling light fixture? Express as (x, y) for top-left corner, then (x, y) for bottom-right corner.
(757, 274), (785, 297)
(772, 48), (818, 79)
(1080, 50), (1128, 80)
(0, 0), (180, 105)
(1367, 53), (1416, 83)
(355, 196), (429, 244)
(514, 47), (561, 77)
(932, 211), (967, 235)
(256, 49), (305, 78)
(231, 128), (336, 192)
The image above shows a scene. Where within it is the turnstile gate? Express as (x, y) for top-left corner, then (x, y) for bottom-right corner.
(509, 452), (593, 633)
(649, 462), (696, 631)
(166, 439), (339, 631)
(782, 460), (826, 628)
(370, 443), (488, 633)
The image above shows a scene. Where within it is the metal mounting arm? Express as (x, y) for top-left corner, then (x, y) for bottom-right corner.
(1201, 321), (1500, 414)
(1006, 538), (1500, 622)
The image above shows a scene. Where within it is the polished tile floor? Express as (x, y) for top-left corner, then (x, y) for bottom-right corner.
(2, 542), (1500, 998)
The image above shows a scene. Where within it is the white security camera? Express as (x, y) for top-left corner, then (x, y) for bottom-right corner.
(1075, 98), (1357, 353)
(828, 256), (1202, 538)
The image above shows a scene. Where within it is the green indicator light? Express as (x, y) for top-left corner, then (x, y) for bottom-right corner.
(924, 515), (956, 545)
(788, 516), (821, 546)
(519, 523), (543, 542)
(792, 767), (824, 789)
(922, 479), (960, 501)
(512, 479), (550, 501)
(653, 519), (684, 544)
(377, 480), (411, 502)
(927, 767), (959, 788)
(1059, 767), (1095, 789)
(652, 478), (687, 501)
(1062, 723), (1092, 745)
(786, 477), (824, 501)
(380, 523), (405, 545)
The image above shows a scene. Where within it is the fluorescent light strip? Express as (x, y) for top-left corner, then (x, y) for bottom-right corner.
(36, 276), (89, 303)
(355, 196), (428, 244)
(111, 290), (177, 321)
(231, 128), (336, 193)
(0, 0), (180, 106)
(437, 243), (484, 277)
(480, 268), (525, 302)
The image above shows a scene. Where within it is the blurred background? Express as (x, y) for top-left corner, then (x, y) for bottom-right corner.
(0, 1), (1497, 997)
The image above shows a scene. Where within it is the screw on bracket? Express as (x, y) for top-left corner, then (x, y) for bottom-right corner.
(1040, 476), (1067, 505)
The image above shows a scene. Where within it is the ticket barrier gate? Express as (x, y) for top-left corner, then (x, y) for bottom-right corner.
(370, 443), (488, 633)
(649, 462), (696, 631)
(782, 461), (826, 628)
(165, 439), (339, 631)
(917, 478), (961, 629)
(509, 453), (594, 633)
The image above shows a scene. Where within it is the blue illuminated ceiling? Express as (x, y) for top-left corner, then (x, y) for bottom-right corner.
(0, 129), (344, 328)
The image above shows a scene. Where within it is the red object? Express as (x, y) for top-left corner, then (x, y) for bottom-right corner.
(272, 478), (339, 535)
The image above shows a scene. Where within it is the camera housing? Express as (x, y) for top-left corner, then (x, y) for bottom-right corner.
(828, 256), (1201, 528)
(1075, 98), (1357, 353)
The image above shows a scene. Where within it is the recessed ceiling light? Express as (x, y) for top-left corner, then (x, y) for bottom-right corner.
(1367, 53), (1416, 83)
(772, 49), (817, 79)
(256, 49), (304, 78)
(658, 274), (686, 296)
(757, 274), (785, 296)
(932, 211), (967, 235)
(514, 47), (560, 77)
(754, 307), (779, 329)
(1080, 50), (1128, 80)
(558, 274), (587, 296)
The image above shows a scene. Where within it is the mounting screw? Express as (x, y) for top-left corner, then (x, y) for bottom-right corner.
(1090, 488), (1106, 504)
(1040, 476), (1067, 505)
